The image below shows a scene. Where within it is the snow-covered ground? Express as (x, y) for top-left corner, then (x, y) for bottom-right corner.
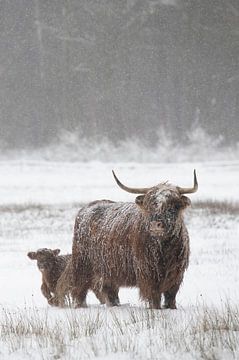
(0, 160), (238, 359)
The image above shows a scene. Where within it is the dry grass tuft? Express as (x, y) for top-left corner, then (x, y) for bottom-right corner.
(0, 303), (238, 359)
(193, 200), (239, 216)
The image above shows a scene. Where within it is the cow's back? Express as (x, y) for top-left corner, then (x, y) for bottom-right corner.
(72, 200), (143, 286)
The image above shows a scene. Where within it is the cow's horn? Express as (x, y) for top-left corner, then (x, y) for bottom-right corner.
(112, 170), (150, 194)
(177, 169), (198, 194)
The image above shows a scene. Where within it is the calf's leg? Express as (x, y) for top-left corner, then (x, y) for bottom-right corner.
(41, 283), (54, 304)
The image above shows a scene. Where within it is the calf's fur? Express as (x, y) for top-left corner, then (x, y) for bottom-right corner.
(27, 248), (71, 305)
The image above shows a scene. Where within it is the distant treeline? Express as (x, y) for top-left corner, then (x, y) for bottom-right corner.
(0, 0), (239, 149)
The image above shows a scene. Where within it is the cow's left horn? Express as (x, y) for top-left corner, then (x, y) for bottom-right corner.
(112, 170), (150, 194)
(177, 169), (198, 194)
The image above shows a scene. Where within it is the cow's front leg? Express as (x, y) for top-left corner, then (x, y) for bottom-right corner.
(139, 279), (162, 309)
(163, 283), (180, 309)
(148, 292), (162, 309)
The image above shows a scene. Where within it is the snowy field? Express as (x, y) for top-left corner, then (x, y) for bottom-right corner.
(0, 160), (238, 359)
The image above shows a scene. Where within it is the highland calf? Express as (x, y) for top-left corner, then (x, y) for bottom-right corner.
(71, 170), (198, 309)
(27, 248), (71, 306)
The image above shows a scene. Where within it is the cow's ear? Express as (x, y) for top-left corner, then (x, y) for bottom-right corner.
(179, 196), (191, 209)
(175, 196), (191, 210)
(53, 249), (60, 256)
(27, 251), (37, 260)
(135, 195), (145, 207)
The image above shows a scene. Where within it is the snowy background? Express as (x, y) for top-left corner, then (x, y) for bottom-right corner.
(0, 0), (239, 357)
(0, 159), (238, 307)
(0, 159), (238, 358)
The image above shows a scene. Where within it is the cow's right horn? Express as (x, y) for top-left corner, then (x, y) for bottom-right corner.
(177, 169), (198, 194)
(112, 170), (150, 194)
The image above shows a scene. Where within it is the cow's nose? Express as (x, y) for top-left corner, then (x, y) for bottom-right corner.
(149, 220), (164, 235)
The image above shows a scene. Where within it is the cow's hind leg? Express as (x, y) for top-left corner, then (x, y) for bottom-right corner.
(102, 284), (120, 306)
(71, 274), (90, 308)
(71, 285), (88, 308)
(93, 290), (106, 305)
(71, 257), (91, 307)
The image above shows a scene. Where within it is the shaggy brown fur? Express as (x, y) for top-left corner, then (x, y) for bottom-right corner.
(55, 259), (119, 307)
(53, 259), (75, 307)
(72, 174), (197, 309)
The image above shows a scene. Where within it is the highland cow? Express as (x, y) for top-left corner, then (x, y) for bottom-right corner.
(71, 170), (198, 309)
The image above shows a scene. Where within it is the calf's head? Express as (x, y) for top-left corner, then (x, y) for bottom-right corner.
(27, 248), (61, 272)
(112, 170), (198, 236)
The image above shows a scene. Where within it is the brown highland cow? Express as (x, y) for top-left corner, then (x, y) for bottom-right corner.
(71, 170), (198, 309)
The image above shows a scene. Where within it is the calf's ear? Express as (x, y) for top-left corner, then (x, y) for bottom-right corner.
(27, 251), (37, 260)
(53, 249), (61, 256)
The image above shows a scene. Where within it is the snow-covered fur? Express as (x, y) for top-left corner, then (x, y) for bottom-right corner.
(72, 182), (192, 309)
(55, 258), (119, 307)
(27, 248), (71, 305)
